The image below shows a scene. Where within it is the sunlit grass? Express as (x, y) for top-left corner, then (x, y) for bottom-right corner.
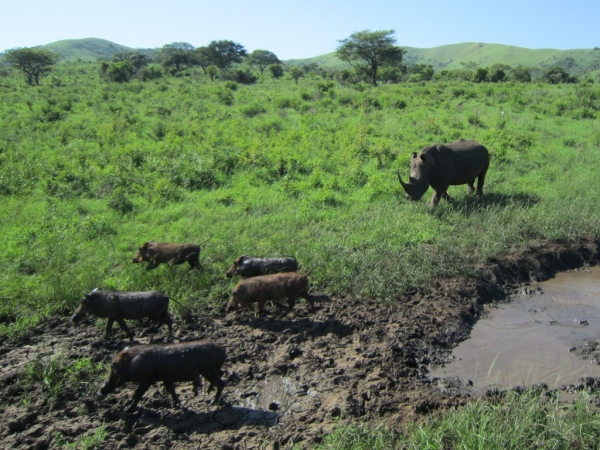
(313, 390), (600, 450)
(1, 64), (599, 336)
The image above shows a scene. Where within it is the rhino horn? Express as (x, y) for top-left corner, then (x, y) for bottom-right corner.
(397, 171), (410, 192)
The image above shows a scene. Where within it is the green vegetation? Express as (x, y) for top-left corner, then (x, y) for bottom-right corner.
(2, 47), (60, 85)
(21, 353), (106, 398)
(288, 42), (600, 80)
(28, 38), (600, 81)
(312, 389), (600, 449)
(336, 29), (406, 85)
(1, 60), (600, 338)
(55, 424), (109, 449)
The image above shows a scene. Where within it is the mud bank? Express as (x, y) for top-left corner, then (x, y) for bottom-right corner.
(2, 240), (600, 449)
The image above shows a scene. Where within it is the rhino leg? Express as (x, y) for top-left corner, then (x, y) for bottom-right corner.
(476, 168), (488, 196)
(431, 185), (452, 207)
(467, 181), (475, 194)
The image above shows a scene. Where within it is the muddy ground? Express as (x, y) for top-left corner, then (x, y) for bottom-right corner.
(2, 240), (600, 449)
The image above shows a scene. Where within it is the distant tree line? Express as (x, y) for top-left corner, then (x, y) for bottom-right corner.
(1, 32), (589, 87)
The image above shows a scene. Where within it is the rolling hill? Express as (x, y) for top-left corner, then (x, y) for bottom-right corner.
(38, 38), (600, 77)
(286, 42), (600, 78)
(41, 38), (153, 62)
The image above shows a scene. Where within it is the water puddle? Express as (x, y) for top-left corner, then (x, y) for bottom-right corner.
(431, 267), (600, 389)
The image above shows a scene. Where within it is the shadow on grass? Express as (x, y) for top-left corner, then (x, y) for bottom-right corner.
(441, 192), (541, 216)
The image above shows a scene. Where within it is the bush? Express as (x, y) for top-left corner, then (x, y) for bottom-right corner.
(221, 69), (257, 85)
(138, 64), (163, 81)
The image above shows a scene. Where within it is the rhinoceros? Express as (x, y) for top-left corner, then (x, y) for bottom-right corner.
(397, 139), (490, 207)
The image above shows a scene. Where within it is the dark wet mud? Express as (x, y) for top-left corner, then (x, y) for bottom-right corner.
(2, 240), (600, 449)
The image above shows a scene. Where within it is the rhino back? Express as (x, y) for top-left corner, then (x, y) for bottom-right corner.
(437, 140), (489, 185)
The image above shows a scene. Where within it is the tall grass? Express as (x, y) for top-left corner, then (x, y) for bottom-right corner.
(313, 390), (600, 450)
(1, 63), (599, 335)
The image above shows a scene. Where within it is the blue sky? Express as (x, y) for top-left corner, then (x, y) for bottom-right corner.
(1, 0), (598, 59)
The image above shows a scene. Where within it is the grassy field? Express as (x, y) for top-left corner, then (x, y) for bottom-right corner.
(1, 63), (600, 337)
(1, 60), (600, 448)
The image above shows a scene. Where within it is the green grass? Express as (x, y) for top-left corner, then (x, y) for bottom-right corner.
(54, 424), (109, 449)
(1, 63), (600, 338)
(21, 353), (106, 399)
(313, 390), (600, 450)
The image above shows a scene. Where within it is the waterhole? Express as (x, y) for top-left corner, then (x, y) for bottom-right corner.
(431, 267), (600, 388)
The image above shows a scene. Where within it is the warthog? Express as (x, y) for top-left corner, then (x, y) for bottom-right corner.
(226, 256), (299, 278)
(99, 341), (226, 412)
(132, 241), (203, 271)
(72, 289), (173, 340)
(227, 270), (315, 316)
(398, 139), (490, 207)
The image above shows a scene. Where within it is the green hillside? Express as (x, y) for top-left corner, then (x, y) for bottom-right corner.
(41, 38), (153, 62)
(285, 43), (600, 77)
(29, 37), (600, 77)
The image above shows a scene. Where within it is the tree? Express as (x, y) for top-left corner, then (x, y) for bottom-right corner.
(205, 40), (247, 69)
(112, 51), (149, 70)
(511, 65), (531, 83)
(379, 66), (402, 83)
(407, 64), (434, 82)
(156, 42), (196, 73)
(247, 50), (280, 75)
(488, 67), (506, 83)
(207, 65), (218, 81)
(472, 67), (489, 83)
(336, 30), (406, 86)
(268, 64), (284, 79)
(289, 66), (303, 84)
(544, 66), (577, 84)
(193, 46), (211, 74)
(106, 60), (135, 83)
(2, 47), (60, 85)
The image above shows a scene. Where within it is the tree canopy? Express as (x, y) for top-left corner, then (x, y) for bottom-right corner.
(156, 42), (196, 73)
(2, 47), (60, 85)
(336, 30), (406, 86)
(247, 50), (280, 75)
(204, 40), (247, 69)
